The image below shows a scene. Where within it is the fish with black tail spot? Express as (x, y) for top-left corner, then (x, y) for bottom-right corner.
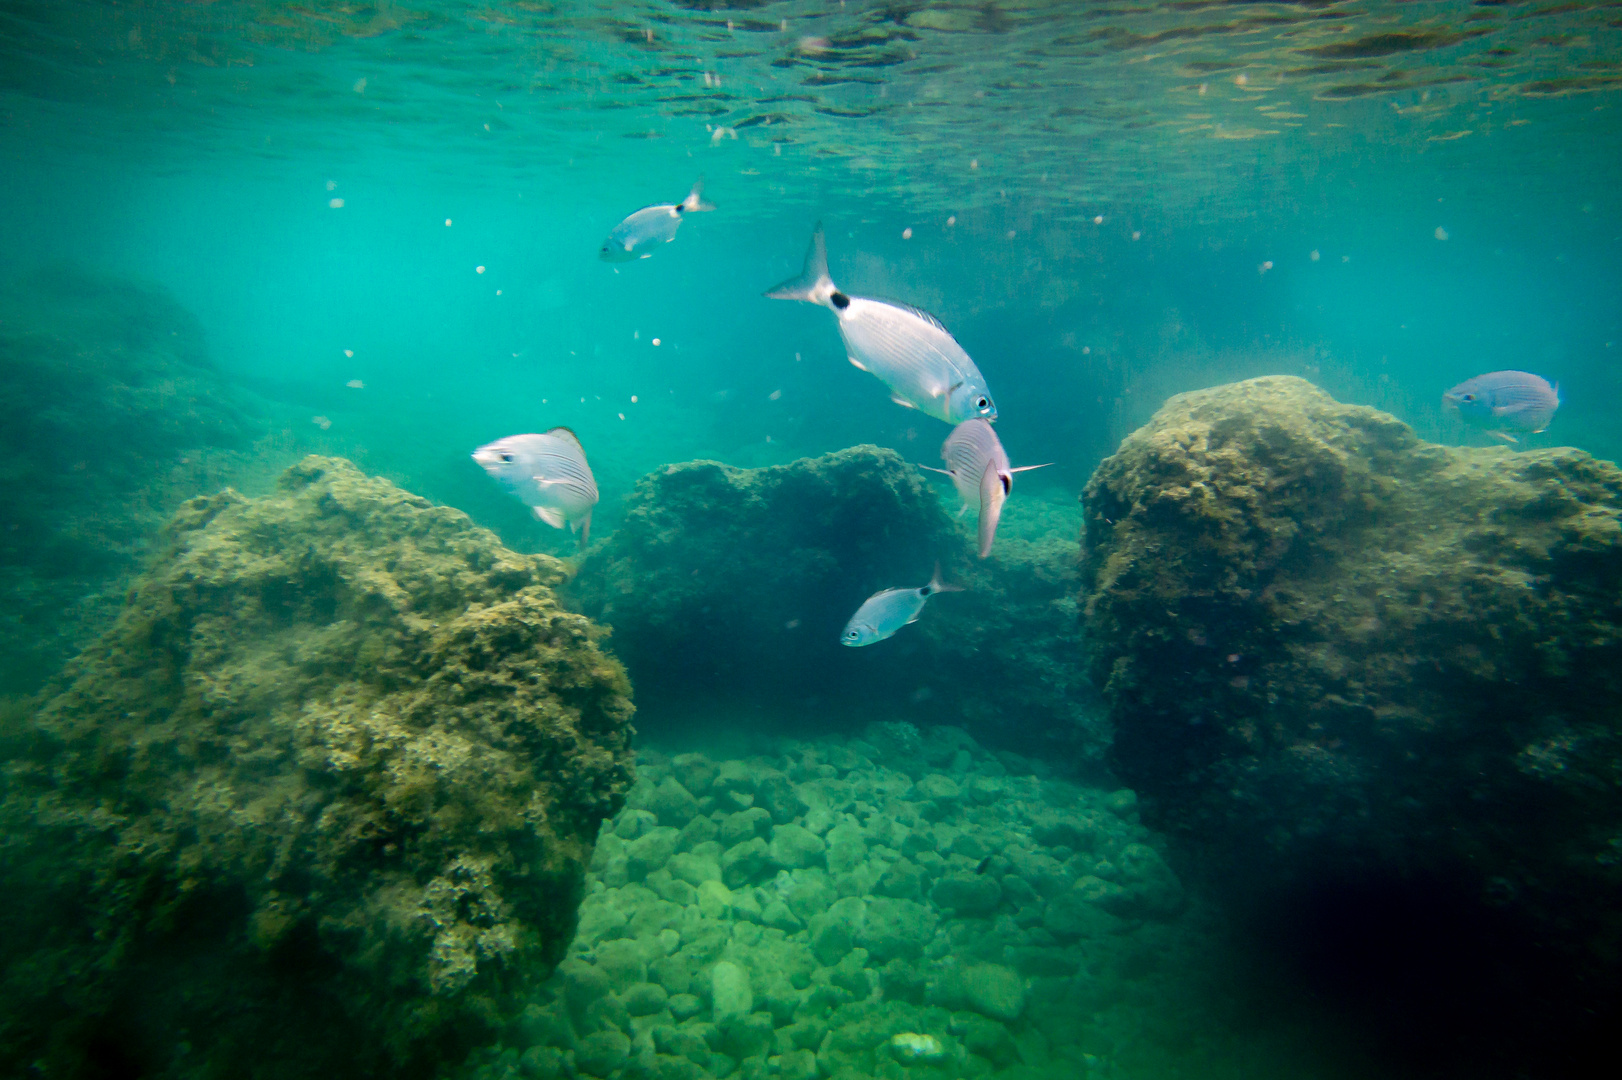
(841, 562), (963, 646)
(922, 418), (1052, 557)
(766, 224), (996, 424)
(599, 177), (714, 261)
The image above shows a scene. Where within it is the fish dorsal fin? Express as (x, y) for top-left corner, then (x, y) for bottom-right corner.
(847, 354), (870, 372)
(874, 298), (950, 333)
(532, 505), (568, 528)
(890, 394), (919, 410)
(545, 426), (584, 449)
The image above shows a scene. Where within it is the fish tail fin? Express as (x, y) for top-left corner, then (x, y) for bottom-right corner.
(765, 223), (835, 305)
(927, 561), (965, 595)
(577, 508), (593, 548)
(977, 463), (1007, 559)
(533, 505), (567, 529)
(682, 176), (715, 213)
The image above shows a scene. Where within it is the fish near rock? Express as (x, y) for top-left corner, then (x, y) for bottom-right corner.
(473, 427), (599, 546)
(599, 177), (714, 261)
(1442, 370), (1559, 442)
(842, 563), (963, 646)
(766, 224), (997, 425)
(924, 419), (1052, 557)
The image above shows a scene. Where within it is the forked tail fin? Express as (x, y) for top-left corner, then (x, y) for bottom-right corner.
(681, 176), (715, 213)
(765, 224), (836, 305)
(926, 561), (965, 595)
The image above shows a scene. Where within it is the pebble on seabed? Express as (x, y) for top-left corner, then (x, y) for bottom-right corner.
(468, 722), (1207, 1080)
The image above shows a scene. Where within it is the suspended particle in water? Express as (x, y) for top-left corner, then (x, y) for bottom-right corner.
(1434, 226), (1449, 241)
(633, 330), (639, 339)
(1132, 231), (1142, 240)
(1093, 215), (1104, 225)
(1310, 249), (1321, 261)
(326, 180), (337, 191)
(353, 78), (366, 94)
(1198, 83), (1208, 96)
(644, 28), (653, 43)
(1234, 73), (1248, 86)
(344, 349), (354, 358)
(1006, 229), (1016, 239)
(902, 227), (913, 239)
(445, 218), (452, 226)
(1083, 346), (1091, 354)
(794, 352), (801, 362)
(619, 413), (626, 420)
(329, 198), (344, 208)
(1258, 260), (1273, 275)
(1342, 255), (1351, 263)
(946, 215), (956, 227)
(476, 265), (485, 274)
(312, 415), (332, 430)
(969, 159), (979, 169)
(652, 337), (662, 346)
(774, 143), (782, 156)
(495, 289), (502, 295)
(769, 389), (782, 400)
(631, 395), (638, 403)
(346, 379), (364, 389)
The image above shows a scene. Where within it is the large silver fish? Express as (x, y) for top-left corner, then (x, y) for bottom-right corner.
(472, 428), (599, 545)
(841, 563), (962, 647)
(923, 419), (1051, 558)
(766, 225), (996, 424)
(1442, 370), (1560, 442)
(599, 177), (714, 262)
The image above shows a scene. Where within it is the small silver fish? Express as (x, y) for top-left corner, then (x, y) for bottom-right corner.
(599, 178), (715, 262)
(472, 428), (599, 545)
(922, 419), (1051, 557)
(766, 225), (996, 424)
(1442, 370), (1560, 443)
(841, 563), (963, 647)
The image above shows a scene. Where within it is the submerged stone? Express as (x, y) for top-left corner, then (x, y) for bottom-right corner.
(0, 457), (635, 1077)
(1081, 376), (1622, 1002)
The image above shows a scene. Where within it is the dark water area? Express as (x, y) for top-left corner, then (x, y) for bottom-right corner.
(2, 2), (1621, 1079)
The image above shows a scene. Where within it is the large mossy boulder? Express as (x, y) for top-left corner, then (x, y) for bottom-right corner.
(1080, 376), (1622, 1036)
(568, 446), (1095, 759)
(0, 457), (635, 1079)
(0, 267), (250, 696)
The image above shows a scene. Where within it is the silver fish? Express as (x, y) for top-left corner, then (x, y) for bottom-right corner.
(1442, 370), (1560, 442)
(472, 428), (599, 545)
(599, 177), (714, 262)
(766, 225), (996, 424)
(841, 563), (962, 647)
(923, 419), (1051, 558)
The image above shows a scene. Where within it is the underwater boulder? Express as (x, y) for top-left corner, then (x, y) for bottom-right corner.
(568, 445), (1099, 759)
(0, 456), (635, 1079)
(0, 267), (252, 696)
(1081, 376), (1622, 1012)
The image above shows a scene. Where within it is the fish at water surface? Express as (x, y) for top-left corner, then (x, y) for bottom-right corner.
(599, 177), (714, 261)
(472, 427), (599, 545)
(766, 225), (996, 425)
(841, 563), (963, 646)
(923, 419), (1052, 557)
(1442, 370), (1560, 442)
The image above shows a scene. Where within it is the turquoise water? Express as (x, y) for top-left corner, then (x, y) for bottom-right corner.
(3, 2), (1621, 1078)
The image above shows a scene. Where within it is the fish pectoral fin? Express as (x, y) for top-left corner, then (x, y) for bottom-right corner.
(1011, 463), (1056, 473)
(847, 355), (869, 372)
(917, 465), (953, 476)
(532, 506), (568, 528)
(890, 394), (918, 410)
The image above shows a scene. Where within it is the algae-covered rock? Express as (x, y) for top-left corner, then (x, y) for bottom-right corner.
(568, 446), (1098, 758)
(0, 267), (251, 696)
(1081, 376), (1622, 980)
(0, 456), (635, 1079)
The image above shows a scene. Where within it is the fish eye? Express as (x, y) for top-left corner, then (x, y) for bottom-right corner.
(976, 397), (989, 409)
(1462, 394), (1475, 402)
(499, 453), (514, 463)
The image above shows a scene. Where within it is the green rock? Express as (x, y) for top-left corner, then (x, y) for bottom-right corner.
(595, 938), (649, 991)
(915, 774), (962, 802)
(874, 859), (925, 902)
(624, 981), (670, 1016)
(675, 813), (719, 852)
(651, 1054), (704, 1080)
(713, 759), (756, 795)
(757, 774), (809, 824)
(627, 826), (680, 879)
(721, 836), (772, 887)
(961, 963), (1025, 1021)
(711, 959), (754, 1023)
(575, 1029), (631, 1077)
(761, 899), (803, 933)
(646, 777), (701, 828)
(0, 457), (635, 1078)
(615, 809), (660, 840)
(720, 807), (773, 847)
(698, 879), (734, 919)
(769, 823), (827, 870)
(824, 822), (868, 875)
(650, 954), (692, 996)
(519, 1045), (569, 1079)
(672, 754), (719, 797)
(809, 896), (866, 966)
(1044, 887), (1123, 941)
(857, 898), (937, 963)
(668, 993), (705, 1020)
(930, 873), (1002, 917)
(669, 852), (722, 887)
(722, 1011), (775, 1059)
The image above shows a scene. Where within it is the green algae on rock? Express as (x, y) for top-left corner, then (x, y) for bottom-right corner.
(0, 267), (252, 696)
(1080, 376), (1622, 991)
(568, 446), (1099, 760)
(0, 456), (635, 1079)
